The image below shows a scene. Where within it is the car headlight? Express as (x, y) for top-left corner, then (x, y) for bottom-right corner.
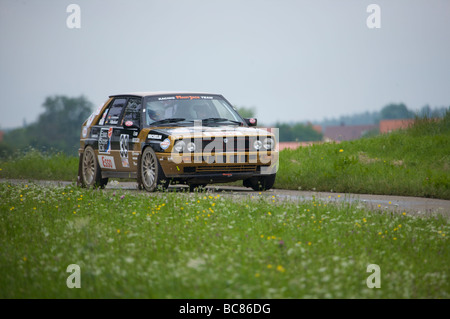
(186, 142), (196, 152)
(253, 140), (262, 150)
(174, 140), (185, 152)
(263, 137), (274, 150)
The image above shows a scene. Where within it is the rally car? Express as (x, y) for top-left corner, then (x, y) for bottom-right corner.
(77, 92), (278, 192)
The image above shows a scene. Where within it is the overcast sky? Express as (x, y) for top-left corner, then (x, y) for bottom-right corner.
(1, 0), (449, 129)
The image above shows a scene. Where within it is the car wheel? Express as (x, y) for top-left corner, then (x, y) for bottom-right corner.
(244, 173), (276, 191)
(140, 147), (168, 192)
(81, 146), (108, 188)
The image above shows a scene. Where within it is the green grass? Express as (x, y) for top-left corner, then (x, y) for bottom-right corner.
(1, 112), (449, 199)
(276, 112), (450, 199)
(0, 149), (78, 181)
(1, 182), (448, 298)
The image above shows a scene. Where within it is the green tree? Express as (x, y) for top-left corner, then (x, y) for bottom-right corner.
(3, 95), (93, 156)
(235, 106), (256, 119)
(275, 122), (322, 142)
(380, 103), (414, 120)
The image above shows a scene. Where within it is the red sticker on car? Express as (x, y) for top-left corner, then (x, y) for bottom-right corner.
(125, 121), (133, 127)
(249, 118), (256, 124)
(98, 155), (116, 169)
(175, 95), (200, 100)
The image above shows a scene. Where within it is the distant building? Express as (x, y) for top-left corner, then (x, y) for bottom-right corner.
(324, 124), (377, 141)
(312, 125), (322, 134)
(379, 119), (414, 134)
(278, 118), (416, 150)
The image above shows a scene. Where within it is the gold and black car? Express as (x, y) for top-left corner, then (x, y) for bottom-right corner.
(77, 92), (278, 191)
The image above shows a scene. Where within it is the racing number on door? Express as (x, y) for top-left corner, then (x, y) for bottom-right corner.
(120, 134), (130, 168)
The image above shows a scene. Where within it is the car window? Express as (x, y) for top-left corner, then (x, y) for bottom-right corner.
(143, 95), (244, 126)
(213, 100), (241, 121)
(122, 97), (141, 126)
(104, 98), (127, 125)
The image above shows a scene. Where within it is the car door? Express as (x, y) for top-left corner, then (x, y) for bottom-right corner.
(111, 97), (142, 171)
(95, 97), (127, 171)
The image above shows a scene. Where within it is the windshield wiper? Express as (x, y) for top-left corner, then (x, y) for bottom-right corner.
(150, 118), (187, 126)
(201, 118), (242, 125)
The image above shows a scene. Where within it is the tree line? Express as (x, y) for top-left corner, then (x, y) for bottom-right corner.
(317, 103), (448, 129)
(0, 95), (92, 157)
(1, 97), (448, 158)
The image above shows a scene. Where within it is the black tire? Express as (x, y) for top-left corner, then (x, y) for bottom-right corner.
(81, 146), (108, 189)
(243, 173), (276, 191)
(139, 147), (168, 192)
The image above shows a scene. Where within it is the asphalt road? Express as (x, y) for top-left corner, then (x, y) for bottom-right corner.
(3, 179), (448, 218)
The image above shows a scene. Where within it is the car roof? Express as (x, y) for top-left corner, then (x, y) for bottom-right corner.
(109, 91), (221, 98)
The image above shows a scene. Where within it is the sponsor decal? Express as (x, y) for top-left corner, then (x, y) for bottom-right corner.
(133, 131), (138, 137)
(82, 126), (88, 138)
(249, 118), (256, 124)
(132, 138), (140, 143)
(160, 138), (170, 150)
(86, 113), (96, 127)
(86, 101), (104, 127)
(99, 127), (112, 154)
(175, 95), (200, 100)
(98, 155), (116, 169)
(120, 134), (129, 158)
(158, 96), (176, 101)
(99, 112), (107, 126)
(125, 120), (133, 127)
(120, 134), (129, 167)
(161, 95), (213, 101)
(94, 103), (104, 115)
(148, 134), (162, 140)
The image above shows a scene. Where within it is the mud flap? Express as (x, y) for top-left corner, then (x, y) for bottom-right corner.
(76, 152), (83, 187)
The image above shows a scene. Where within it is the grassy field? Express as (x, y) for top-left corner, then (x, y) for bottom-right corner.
(0, 182), (448, 298)
(1, 113), (449, 199)
(276, 113), (450, 199)
(0, 150), (78, 181)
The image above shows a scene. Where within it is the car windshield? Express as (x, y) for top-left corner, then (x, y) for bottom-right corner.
(143, 95), (245, 127)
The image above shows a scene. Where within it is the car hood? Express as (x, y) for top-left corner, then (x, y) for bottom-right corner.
(147, 125), (274, 139)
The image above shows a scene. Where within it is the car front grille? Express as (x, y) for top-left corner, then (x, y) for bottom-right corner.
(201, 136), (249, 152)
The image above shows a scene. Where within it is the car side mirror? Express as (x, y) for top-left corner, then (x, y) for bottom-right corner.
(244, 118), (257, 127)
